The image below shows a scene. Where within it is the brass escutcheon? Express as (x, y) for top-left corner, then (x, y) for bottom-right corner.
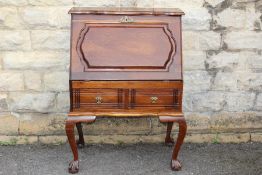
(150, 96), (158, 104)
(96, 96), (102, 104)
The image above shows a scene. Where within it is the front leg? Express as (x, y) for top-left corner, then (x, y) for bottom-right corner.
(65, 120), (79, 174)
(171, 117), (187, 171)
(159, 116), (187, 171)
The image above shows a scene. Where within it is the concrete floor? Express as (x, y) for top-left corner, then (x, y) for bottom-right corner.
(0, 142), (261, 175)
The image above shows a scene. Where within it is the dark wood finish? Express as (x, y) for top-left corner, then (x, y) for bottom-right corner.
(66, 7), (186, 173)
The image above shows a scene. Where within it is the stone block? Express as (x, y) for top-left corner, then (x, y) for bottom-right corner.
(39, 136), (67, 145)
(247, 52), (262, 71)
(44, 71), (69, 91)
(83, 117), (151, 135)
(154, 0), (204, 8)
(20, 7), (70, 29)
(184, 71), (211, 92)
(225, 31), (262, 50)
(56, 92), (70, 112)
(31, 30), (70, 50)
(0, 136), (38, 145)
(24, 71), (42, 91)
(3, 51), (69, 70)
(0, 0), (27, 6)
(183, 51), (206, 70)
(183, 31), (221, 50)
(83, 134), (165, 144)
(224, 92), (256, 112)
(211, 71), (238, 91)
(0, 114), (19, 135)
(205, 0), (224, 7)
(120, 0), (154, 7)
(0, 7), (24, 29)
(19, 113), (66, 135)
(237, 72), (262, 91)
(28, 0), (73, 6)
(205, 52), (240, 71)
(0, 94), (8, 111)
(74, 0), (119, 7)
(0, 31), (30, 51)
(210, 112), (262, 131)
(154, 1), (210, 30)
(251, 133), (262, 142)
(182, 7), (211, 31)
(0, 71), (24, 91)
(183, 91), (225, 112)
(8, 93), (56, 112)
(214, 8), (246, 29)
(185, 133), (250, 143)
(255, 93), (262, 111)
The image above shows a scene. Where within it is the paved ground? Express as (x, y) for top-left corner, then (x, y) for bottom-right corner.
(0, 142), (261, 175)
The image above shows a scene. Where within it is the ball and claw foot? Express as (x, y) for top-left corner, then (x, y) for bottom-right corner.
(165, 137), (175, 146)
(76, 139), (85, 149)
(171, 159), (182, 171)
(68, 160), (79, 174)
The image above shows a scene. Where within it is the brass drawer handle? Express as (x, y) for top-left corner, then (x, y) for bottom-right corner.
(150, 96), (158, 103)
(96, 96), (102, 104)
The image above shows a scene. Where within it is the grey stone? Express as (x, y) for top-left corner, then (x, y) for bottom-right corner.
(8, 93), (56, 112)
(3, 51), (69, 70)
(0, 71), (24, 91)
(183, 31), (221, 50)
(183, 51), (206, 70)
(20, 7), (70, 29)
(31, 30), (70, 50)
(44, 72), (69, 91)
(183, 91), (225, 112)
(0, 31), (30, 51)
(24, 71), (42, 91)
(184, 71), (211, 92)
(0, 94), (8, 111)
(74, 0), (119, 7)
(56, 92), (70, 112)
(224, 92), (256, 112)
(225, 31), (262, 50)
(255, 93), (262, 111)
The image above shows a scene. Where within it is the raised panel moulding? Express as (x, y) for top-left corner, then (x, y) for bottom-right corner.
(76, 23), (176, 72)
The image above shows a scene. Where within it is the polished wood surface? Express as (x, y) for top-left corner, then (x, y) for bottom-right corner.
(66, 7), (186, 174)
(70, 12), (182, 80)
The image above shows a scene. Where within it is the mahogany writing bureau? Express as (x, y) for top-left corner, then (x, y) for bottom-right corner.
(66, 7), (187, 174)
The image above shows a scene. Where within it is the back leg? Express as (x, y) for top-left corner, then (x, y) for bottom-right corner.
(76, 122), (85, 148)
(165, 122), (174, 146)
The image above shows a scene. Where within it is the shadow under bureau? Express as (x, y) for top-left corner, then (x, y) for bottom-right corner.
(66, 7), (187, 174)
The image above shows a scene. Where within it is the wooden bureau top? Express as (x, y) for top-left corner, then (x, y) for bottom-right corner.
(69, 7), (184, 16)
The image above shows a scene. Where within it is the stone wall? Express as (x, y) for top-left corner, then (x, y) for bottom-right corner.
(0, 0), (261, 145)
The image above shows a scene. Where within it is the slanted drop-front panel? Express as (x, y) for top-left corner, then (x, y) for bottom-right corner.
(70, 15), (182, 80)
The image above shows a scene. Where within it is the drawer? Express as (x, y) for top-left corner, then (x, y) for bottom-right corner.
(72, 88), (124, 110)
(130, 89), (181, 109)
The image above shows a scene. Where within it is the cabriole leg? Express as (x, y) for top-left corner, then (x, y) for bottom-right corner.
(171, 118), (187, 171)
(159, 116), (187, 171)
(65, 120), (79, 174)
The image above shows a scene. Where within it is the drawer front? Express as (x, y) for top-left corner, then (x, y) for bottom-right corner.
(72, 88), (124, 110)
(130, 89), (181, 109)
